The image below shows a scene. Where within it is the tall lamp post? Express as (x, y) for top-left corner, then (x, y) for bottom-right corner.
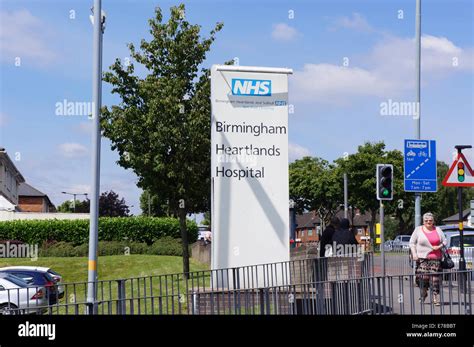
(87, 0), (106, 315)
(61, 192), (88, 212)
(289, 200), (296, 249)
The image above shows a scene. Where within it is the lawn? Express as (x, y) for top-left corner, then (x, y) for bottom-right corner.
(0, 254), (209, 284)
(0, 255), (211, 315)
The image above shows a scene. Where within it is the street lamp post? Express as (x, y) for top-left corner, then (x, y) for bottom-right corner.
(61, 192), (88, 213)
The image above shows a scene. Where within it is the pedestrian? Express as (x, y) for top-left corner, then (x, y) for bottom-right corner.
(331, 218), (359, 255)
(409, 212), (447, 306)
(319, 216), (340, 257)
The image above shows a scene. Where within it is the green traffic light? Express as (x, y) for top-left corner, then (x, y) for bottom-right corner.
(458, 175), (465, 182)
(382, 189), (389, 196)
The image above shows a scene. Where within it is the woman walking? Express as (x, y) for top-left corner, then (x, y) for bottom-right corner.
(409, 212), (447, 306)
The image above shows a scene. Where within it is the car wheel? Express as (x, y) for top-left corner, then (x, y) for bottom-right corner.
(0, 303), (18, 315)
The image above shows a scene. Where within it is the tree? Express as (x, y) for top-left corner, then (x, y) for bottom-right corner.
(101, 4), (223, 277)
(201, 211), (211, 226)
(57, 191), (129, 217)
(334, 142), (403, 239)
(57, 200), (89, 213)
(139, 190), (170, 217)
(289, 156), (343, 227)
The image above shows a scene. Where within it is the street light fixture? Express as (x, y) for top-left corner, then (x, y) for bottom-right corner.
(61, 191), (88, 213)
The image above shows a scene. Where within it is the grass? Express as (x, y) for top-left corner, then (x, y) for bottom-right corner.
(0, 254), (209, 283)
(0, 255), (211, 315)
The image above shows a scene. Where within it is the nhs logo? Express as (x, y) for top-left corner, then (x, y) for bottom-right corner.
(231, 79), (271, 96)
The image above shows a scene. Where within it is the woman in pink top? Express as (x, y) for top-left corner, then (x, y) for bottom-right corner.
(409, 212), (447, 306)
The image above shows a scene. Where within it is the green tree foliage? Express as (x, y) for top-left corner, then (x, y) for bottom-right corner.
(139, 190), (170, 217)
(57, 191), (129, 217)
(101, 4), (223, 276)
(289, 156), (342, 226)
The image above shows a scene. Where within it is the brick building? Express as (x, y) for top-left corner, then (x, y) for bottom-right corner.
(18, 182), (56, 213)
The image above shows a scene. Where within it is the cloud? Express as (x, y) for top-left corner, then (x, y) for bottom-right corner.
(272, 23), (299, 41)
(331, 13), (374, 33)
(76, 122), (93, 135)
(0, 9), (56, 66)
(291, 34), (474, 103)
(58, 143), (88, 158)
(289, 142), (312, 162)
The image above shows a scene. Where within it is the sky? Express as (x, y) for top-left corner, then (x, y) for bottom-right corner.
(0, 0), (473, 215)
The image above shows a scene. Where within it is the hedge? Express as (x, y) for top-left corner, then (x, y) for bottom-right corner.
(39, 238), (186, 257)
(0, 217), (198, 245)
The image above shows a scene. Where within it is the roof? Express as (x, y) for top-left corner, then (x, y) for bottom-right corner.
(442, 209), (471, 223)
(295, 212), (319, 229)
(296, 209), (375, 229)
(0, 150), (25, 183)
(18, 182), (56, 211)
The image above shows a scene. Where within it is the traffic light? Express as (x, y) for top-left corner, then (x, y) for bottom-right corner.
(376, 164), (393, 200)
(458, 162), (465, 182)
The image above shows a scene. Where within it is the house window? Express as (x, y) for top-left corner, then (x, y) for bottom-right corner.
(301, 230), (305, 237)
(308, 229), (313, 236)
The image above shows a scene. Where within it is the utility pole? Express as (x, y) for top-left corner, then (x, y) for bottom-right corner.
(343, 173), (348, 219)
(87, 0), (105, 315)
(414, 0), (422, 228)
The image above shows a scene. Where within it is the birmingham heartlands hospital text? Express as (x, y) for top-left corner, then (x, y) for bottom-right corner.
(214, 121), (287, 180)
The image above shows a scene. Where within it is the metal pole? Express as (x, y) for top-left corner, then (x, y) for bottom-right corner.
(87, 0), (103, 314)
(73, 194), (76, 213)
(458, 187), (466, 292)
(343, 173), (348, 219)
(414, 0), (422, 228)
(380, 200), (385, 277)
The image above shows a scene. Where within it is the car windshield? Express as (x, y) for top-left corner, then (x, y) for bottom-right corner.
(402, 236), (410, 242)
(449, 235), (474, 248)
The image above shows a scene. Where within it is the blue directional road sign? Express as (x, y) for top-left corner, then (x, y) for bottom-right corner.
(404, 139), (437, 192)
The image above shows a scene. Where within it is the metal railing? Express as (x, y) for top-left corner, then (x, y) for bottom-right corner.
(1, 253), (472, 315)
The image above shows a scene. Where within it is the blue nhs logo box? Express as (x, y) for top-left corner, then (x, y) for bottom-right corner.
(231, 79), (271, 96)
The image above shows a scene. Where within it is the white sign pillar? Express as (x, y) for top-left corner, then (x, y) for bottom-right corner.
(210, 65), (292, 286)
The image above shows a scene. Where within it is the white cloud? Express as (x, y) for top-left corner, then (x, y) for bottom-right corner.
(289, 142), (312, 162)
(292, 34), (474, 103)
(272, 23), (299, 41)
(58, 143), (88, 158)
(76, 122), (93, 135)
(0, 9), (56, 66)
(331, 13), (374, 32)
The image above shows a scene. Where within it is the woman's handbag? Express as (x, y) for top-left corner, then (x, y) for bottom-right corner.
(440, 246), (455, 269)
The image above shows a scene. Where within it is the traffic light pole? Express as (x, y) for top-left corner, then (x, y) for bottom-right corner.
(380, 200), (385, 277)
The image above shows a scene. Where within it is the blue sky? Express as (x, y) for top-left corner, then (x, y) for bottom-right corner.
(1, 0), (473, 215)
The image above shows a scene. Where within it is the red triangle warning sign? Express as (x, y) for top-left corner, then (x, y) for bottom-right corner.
(442, 153), (474, 187)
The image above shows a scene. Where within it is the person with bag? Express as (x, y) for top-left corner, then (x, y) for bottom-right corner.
(409, 212), (447, 306)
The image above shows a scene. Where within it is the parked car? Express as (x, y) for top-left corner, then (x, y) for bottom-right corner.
(0, 273), (48, 315)
(383, 240), (394, 251)
(0, 266), (64, 299)
(444, 231), (474, 270)
(392, 235), (411, 251)
(0, 268), (59, 304)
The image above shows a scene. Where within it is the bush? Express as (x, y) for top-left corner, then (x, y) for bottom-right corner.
(0, 217), (198, 245)
(38, 238), (188, 257)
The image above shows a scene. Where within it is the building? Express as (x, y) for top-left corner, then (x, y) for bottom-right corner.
(294, 208), (374, 248)
(0, 148), (25, 211)
(442, 204), (474, 228)
(18, 182), (56, 213)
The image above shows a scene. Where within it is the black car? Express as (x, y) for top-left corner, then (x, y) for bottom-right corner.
(0, 269), (58, 305)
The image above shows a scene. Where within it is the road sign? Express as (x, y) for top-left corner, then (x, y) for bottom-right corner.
(442, 152), (474, 187)
(404, 139), (437, 192)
